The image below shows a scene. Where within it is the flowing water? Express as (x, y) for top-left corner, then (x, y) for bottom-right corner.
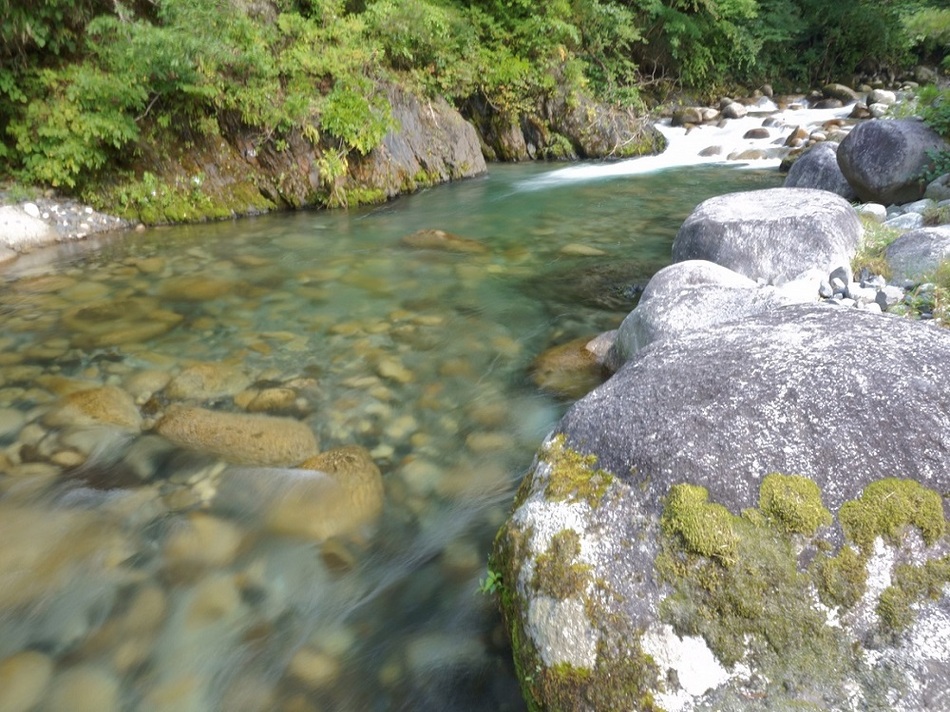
(0, 136), (801, 710)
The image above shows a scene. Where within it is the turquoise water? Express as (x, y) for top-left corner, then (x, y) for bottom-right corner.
(0, 162), (781, 711)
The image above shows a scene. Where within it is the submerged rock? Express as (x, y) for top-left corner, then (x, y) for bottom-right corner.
(530, 336), (606, 400)
(154, 405), (318, 466)
(672, 187), (861, 283)
(399, 229), (488, 253)
(43, 385), (142, 431)
(495, 305), (950, 711)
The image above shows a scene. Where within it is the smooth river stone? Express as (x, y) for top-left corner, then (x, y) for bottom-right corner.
(266, 445), (385, 541)
(0, 504), (130, 610)
(157, 274), (235, 301)
(42, 385), (143, 431)
(0, 651), (54, 712)
(43, 665), (121, 712)
(165, 362), (252, 401)
(62, 297), (182, 348)
(155, 405), (319, 466)
(162, 512), (244, 572)
(399, 229), (488, 253)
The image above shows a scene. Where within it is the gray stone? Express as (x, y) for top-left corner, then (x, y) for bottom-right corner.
(496, 304), (950, 712)
(616, 281), (805, 361)
(884, 213), (925, 231)
(819, 279), (834, 298)
(855, 203), (887, 222)
(904, 198), (936, 214)
(721, 102), (747, 119)
(837, 119), (950, 204)
(672, 188), (862, 283)
(823, 82), (861, 103)
(784, 142), (857, 200)
(867, 89), (897, 105)
(885, 226), (950, 283)
(925, 174), (950, 202)
(671, 107), (704, 127)
(875, 285), (905, 308)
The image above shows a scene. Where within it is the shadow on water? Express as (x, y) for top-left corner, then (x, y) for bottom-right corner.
(0, 160), (781, 711)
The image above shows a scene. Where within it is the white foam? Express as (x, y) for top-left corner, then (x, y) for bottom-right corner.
(517, 103), (855, 190)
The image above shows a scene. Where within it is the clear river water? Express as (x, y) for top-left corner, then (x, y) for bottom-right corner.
(0, 153), (787, 711)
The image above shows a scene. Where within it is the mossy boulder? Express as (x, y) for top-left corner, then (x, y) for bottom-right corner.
(495, 304), (950, 711)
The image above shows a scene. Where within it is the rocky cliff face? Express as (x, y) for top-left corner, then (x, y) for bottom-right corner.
(110, 80), (663, 224)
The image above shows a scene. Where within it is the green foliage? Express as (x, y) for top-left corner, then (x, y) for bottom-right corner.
(904, 7), (950, 65)
(477, 568), (504, 595)
(319, 81), (393, 155)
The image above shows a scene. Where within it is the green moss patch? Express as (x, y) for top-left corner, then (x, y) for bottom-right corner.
(661, 483), (739, 565)
(839, 478), (946, 553)
(657, 479), (852, 690)
(814, 545), (868, 610)
(877, 555), (950, 632)
(532, 529), (592, 600)
(543, 435), (615, 509)
(759, 473), (832, 536)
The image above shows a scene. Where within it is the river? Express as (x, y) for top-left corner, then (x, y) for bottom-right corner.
(0, 123), (808, 710)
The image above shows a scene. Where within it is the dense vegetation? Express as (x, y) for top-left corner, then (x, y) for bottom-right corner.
(0, 0), (947, 205)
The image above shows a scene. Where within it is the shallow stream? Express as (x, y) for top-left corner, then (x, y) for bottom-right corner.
(0, 148), (791, 710)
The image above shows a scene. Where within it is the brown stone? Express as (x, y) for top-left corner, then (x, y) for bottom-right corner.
(43, 385), (142, 431)
(399, 229), (488, 253)
(165, 362), (252, 401)
(267, 445), (385, 541)
(0, 651), (54, 712)
(155, 405), (318, 466)
(530, 336), (605, 399)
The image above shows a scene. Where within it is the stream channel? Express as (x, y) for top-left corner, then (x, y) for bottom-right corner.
(0, 103), (846, 711)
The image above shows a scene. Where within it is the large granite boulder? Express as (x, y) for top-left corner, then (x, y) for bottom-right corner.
(885, 226), (950, 283)
(783, 142), (857, 201)
(671, 188), (862, 282)
(494, 305), (950, 712)
(615, 260), (815, 360)
(837, 119), (950, 204)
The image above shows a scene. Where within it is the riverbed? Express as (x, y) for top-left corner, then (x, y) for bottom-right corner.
(0, 140), (798, 709)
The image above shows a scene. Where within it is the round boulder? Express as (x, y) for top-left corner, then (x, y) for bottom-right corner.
(885, 226), (950, 283)
(837, 119), (950, 204)
(494, 304), (950, 712)
(671, 188), (862, 282)
(784, 142), (857, 201)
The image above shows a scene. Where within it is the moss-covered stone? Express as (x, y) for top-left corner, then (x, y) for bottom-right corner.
(532, 529), (592, 600)
(660, 483), (739, 565)
(877, 555), (950, 632)
(839, 478), (946, 553)
(814, 545), (868, 610)
(759, 473), (832, 536)
(657, 480), (855, 689)
(542, 435), (615, 509)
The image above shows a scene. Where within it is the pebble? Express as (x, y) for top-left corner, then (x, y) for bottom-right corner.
(44, 665), (121, 712)
(0, 651), (54, 712)
(288, 647), (341, 688)
(163, 512), (244, 572)
(0, 408), (25, 441)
